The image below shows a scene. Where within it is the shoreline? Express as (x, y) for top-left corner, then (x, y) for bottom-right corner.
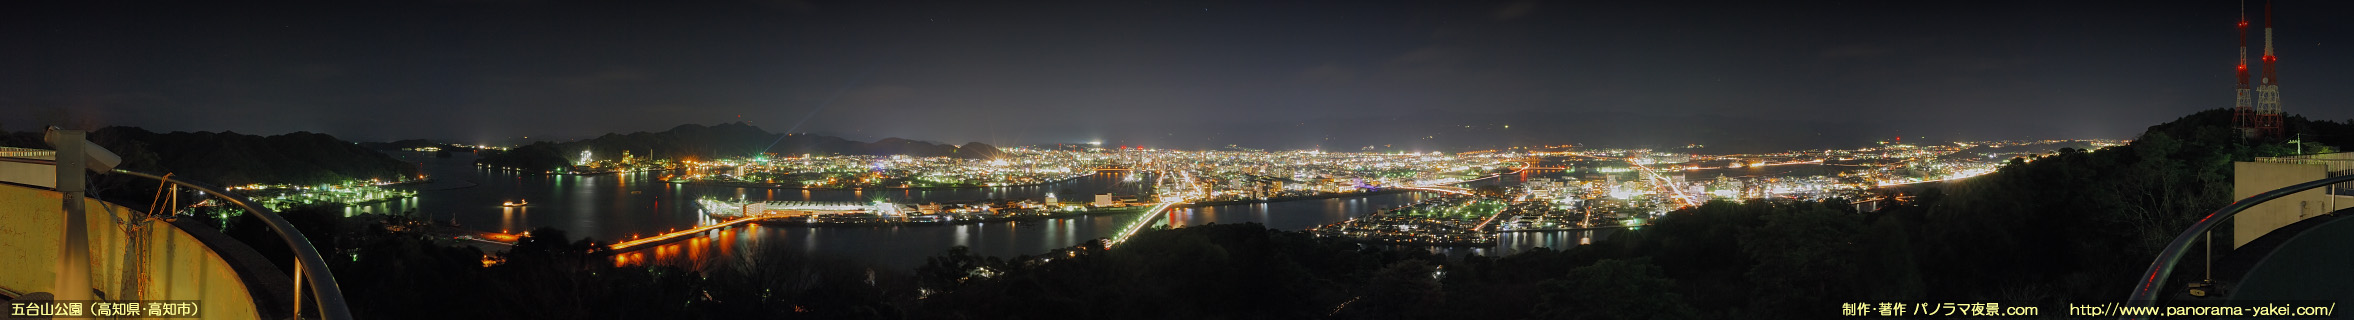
(748, 206), (1151, 228)
(1174, 188), (1420, 208)
(671, 172), (1102, 190)
(598, 206), (1157, 251)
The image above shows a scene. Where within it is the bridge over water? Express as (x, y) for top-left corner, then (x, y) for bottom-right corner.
(610, 200), (897, 251)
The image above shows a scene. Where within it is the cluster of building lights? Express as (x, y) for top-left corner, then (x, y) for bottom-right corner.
(225, 179), (418, 210)
(1527, 139), (2123, 211)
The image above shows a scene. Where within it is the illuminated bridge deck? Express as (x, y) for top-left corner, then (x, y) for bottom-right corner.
(608, 213), (779, 251)
(614, 200), (903, 251)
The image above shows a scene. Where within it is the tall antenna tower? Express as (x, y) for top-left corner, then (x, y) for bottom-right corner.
(2233, 1), (2255, 137)
(2253, 0), (2284, 138)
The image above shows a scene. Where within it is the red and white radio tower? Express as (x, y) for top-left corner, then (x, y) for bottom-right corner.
(2233, 2), (2254, 137)
(2253, 0), (2285, 138)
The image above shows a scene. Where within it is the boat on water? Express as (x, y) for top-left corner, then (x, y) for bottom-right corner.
(501, 199), (529, 207)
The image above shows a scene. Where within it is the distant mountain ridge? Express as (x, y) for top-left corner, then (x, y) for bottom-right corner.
(474, 122), (1005, 170)
(0, 127), (422, 186)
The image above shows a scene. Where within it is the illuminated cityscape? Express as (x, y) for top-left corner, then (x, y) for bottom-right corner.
(227, 180), (419, 211)
(7, 0), (2354, 319)
(433, 138), (2120, 251)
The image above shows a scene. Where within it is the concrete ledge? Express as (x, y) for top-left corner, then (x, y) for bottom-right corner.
(169, 218), (297, 319)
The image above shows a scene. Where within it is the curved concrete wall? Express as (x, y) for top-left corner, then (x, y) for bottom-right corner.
(0, 183), (263, 319)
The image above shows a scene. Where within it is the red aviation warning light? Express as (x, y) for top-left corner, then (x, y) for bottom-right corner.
(2231, 1), (2260, 138)
(2260, 0), (2277, 85)
(2251, 0), (2284, 138)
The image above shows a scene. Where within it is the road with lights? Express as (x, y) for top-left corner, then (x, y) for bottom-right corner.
(607, 212), (778, 251)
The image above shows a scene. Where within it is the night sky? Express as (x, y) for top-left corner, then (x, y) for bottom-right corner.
(7, 0), (2353, 152)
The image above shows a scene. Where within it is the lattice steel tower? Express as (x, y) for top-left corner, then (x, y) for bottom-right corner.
(2253, 0), (2284, 138)
(2232, 2), (2254, 137)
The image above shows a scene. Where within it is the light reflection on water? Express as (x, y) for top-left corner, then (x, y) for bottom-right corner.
(373, 152), (1595, 269)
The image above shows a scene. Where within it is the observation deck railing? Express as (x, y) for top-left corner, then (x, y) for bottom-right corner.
(2126, 174), (2354, 319)
(0, 156), (352, 320)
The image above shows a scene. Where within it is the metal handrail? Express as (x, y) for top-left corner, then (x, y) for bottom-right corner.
(0, 156), (352, 319)
(2126, 174), (2354, 317)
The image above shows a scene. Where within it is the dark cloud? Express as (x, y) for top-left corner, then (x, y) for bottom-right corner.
(1296, 63), (1357, 85)
(1819, 44), (1892, 59)
(753, 0), (817, 13)
(1492, 1), (1539, 21)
